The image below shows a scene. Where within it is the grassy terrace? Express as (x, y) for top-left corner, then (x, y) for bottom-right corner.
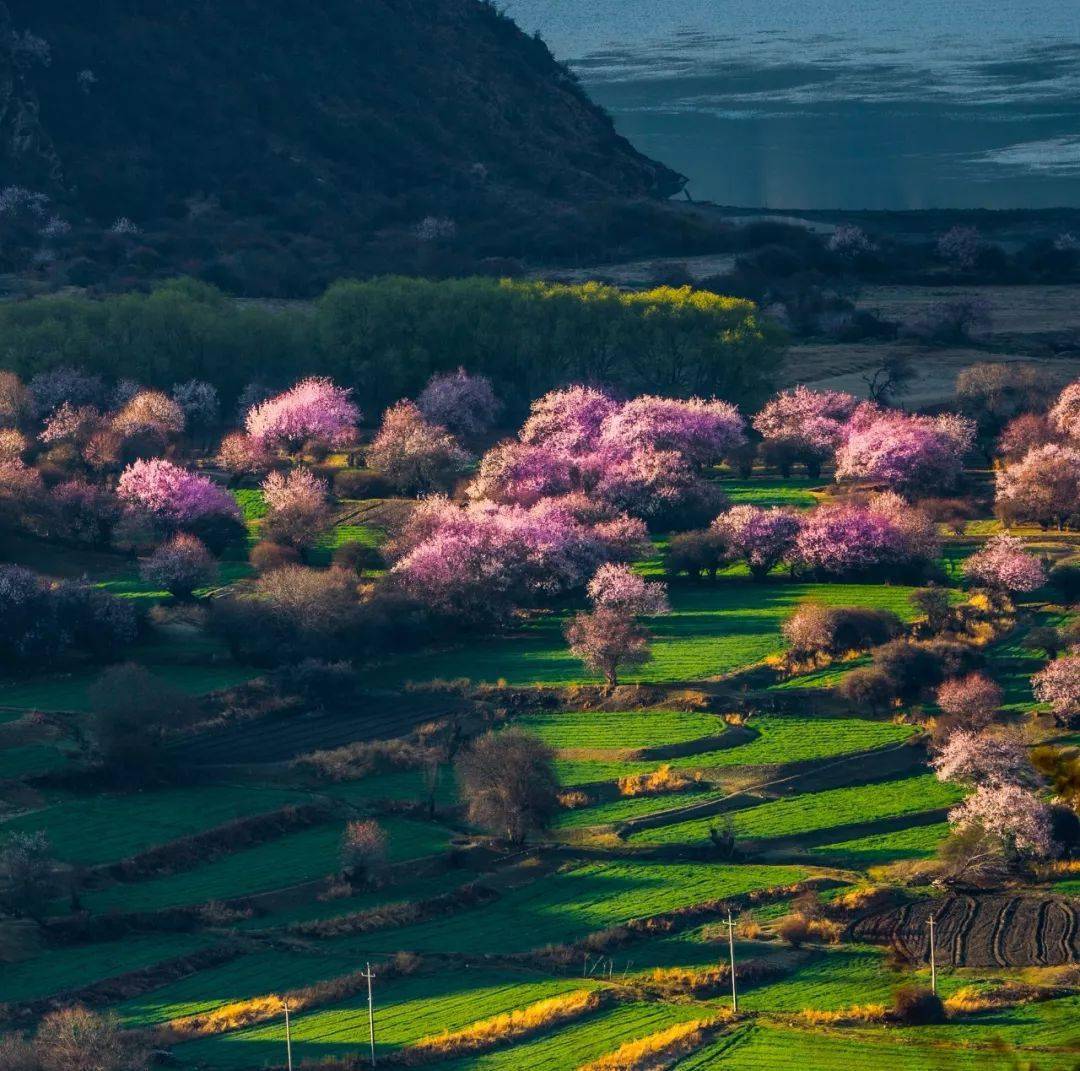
(79, 817), (450, 914)
(630, 774), (964, 847)
(369, 580), (925, 688)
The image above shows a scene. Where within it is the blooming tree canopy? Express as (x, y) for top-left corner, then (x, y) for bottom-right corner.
(948, 783), (1055, 859)
(117, 459), (240, 526)
(835, 408), (975, 492)
(260, 467), (332, 549)
(962, 535), (1045, 594)
(586, 563), (669, 616)
(1048, 379), (1080, 442)
(112, 390), (186, 443)
(519, 386), (617, 454)
(140, 533), (217, 598)
(753, 386), (859, 473)
(366, 401), (471, 493)
(995, 444), (1080, 530)
(417, 368), (502, 437)
(245, 377), (359, 451)
(598, 395), (745, 467)
(1032, 653), (1080, 726)
(931, 729), (1037, 788)
(711, 504), (801, 580)
(935, 672), (1003, 729)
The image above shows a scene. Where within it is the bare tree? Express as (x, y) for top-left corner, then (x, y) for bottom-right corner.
(454, 729), (558, 845)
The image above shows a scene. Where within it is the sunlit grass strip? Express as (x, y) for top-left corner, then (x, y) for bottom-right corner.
(404, 988), (603, 1063)
(579, 1015), (729, 1071)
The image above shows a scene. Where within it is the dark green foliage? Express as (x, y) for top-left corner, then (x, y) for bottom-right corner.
(0, 277), (782, 414)
(0, 0), (683, 289)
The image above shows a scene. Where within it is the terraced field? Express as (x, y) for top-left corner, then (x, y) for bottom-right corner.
(3, 474), (1075, 1071)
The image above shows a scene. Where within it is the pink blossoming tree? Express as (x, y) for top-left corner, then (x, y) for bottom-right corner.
(935, 673), (1003, 730)
(599, 395), (746, 467)
(962, 534), (1045, 595)
(366, 401), (471, 494)
(753, 386), (859, 477)
(245, 377), (359, 452)
(117, 459), (241, 527)
(260, 467), (332, 550)
(140, 533), (217, 599)
(932, 729), (1037, 788)
(1032, 653), (1080, 727)
(834, 409), (975, 493)
(711, 504), (801, 580)
(417, 368), (502, 437)
(995, 444), (1080, 530)
(948, 783), (1055, 860)
(1048, 379), (1080, 442)
(586, 563), (669, 616)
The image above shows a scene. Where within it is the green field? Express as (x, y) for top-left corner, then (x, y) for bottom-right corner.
(177, 969), (594, 1067)
(630, 775), (964, 847)
(510, 708), (727, 751)
(1, 785), (310, 865)
(80, 817), (450, 914)
(807, 821), (951, 867)
(370, 581), (925, 688)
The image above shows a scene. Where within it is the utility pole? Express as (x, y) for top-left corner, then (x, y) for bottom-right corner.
(727, 909), (738, 1014)
(364, 962), (376, 1067)
(282, 999), (293, 1071)
(927, 914), (937, 995)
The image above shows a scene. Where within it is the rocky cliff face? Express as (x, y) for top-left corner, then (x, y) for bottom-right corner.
(0, 0), (685, 292)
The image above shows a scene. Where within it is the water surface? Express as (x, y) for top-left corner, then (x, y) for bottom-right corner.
(505, 1), (1080, 208)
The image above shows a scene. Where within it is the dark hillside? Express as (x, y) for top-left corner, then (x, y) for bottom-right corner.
(0, 0), (686, 292)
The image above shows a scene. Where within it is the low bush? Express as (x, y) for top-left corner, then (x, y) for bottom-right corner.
(249, 540), (301, 572)
(891, 985), (946, 1025)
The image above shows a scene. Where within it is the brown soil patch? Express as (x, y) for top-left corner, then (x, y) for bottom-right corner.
(851, 893), (1080, 968)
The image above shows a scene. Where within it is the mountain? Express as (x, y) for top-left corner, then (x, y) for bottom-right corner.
(0, 0), (686, 294)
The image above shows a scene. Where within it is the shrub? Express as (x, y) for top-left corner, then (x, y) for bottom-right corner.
(873, 639), (980, 702)
(454, 729), (558, 844)
(333, 468), (392, 498)
(1049, 559), (1080, 604)
(776, 914), (814, 948)
(272, 658), (359, 706)
(140, 534), (216, 598)
(332, 540), (383, 576)
(249, 540), (302, 572)
(0, 832), (54, 919)
(891, 986), (946, 1025)
(33, 1007), (146, 1071)
(782, 603), (901, 657)
(340, 819), (387, 883)
(838, 667), (896, 713)
(664, 529), (726, 579)
(618, 765), (698, 797)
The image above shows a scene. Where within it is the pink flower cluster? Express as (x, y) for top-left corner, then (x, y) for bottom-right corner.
(711, 504), (801, 580)
(962, 534), (1045, 593)
(948, 783), (1055, 859)
(117, 459), (240, 525)
(389, 495), (647, 622)
(793, 494), (937, 576)
(470, 387), (744, 520)
(586, 563), (669, 616)
(834, 407), (975, 491)
(245, 377), (359, 450)
(753, 386), (859, 461)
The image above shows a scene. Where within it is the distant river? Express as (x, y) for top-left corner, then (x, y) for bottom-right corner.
(503, 1), (1080, 209)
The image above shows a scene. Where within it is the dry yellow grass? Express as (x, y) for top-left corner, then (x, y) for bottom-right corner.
(406, 989), (601, 1061)
(579, 1016), (725, 1071)
(618, 764), (699, 797)
(795, 1004), (887, 1026)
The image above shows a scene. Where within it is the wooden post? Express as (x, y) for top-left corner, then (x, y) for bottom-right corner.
(727, 909), (738, 1013)
(366, 962), (376, 1067)
(282, 999), (293, 1071)
(927, 914), (937, 995)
